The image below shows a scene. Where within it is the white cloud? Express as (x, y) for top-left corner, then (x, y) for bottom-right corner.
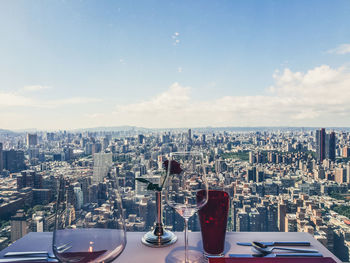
(112, 65), (350, 127)
(85, 113), (104, 118)
(172, 32), (180, 46)
(0, 90), (100, 109)
(43, 97), (101, 108)
(116, 82), (190, 113)
(21, 85), (52, 92)
(0, 92), (35, 107)
(3, 65), (350, 129)
(327, 44), (350, 55)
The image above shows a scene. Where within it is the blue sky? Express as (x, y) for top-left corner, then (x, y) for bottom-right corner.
(1, 0), (350, 130)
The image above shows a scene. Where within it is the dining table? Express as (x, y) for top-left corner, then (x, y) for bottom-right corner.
(0, 231), (342, 262)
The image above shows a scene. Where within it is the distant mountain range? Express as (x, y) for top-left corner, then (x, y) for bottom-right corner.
(74, 126), (148, 132)
(0, 129), (17, 135)
(2, 126), (350, 133)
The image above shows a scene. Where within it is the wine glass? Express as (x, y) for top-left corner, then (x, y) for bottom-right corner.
(163, 152), (208, 263)
(53, 175), (126, 263)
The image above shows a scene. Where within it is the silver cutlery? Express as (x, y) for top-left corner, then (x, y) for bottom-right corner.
(4, 242), (71, 261)
(54, 242), (72, 252)
(0, 257), (58, 262)
(229, 253), (323, 258)
(237, 241), (311, 246)
(252, 241), (318, 254)
(5, 251), (56, 258)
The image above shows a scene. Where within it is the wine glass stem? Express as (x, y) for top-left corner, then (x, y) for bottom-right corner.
(184, 218), (189, 263)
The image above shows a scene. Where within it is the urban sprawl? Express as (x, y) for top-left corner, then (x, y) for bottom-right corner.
(0, 128), (350, 261)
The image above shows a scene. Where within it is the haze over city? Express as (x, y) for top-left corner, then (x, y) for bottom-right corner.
(1, 0), (350, 130)
(2, 2), (350, 262)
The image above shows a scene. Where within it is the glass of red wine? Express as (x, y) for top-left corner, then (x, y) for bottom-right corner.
(197, 190), (229, 258)
(53, 175), (126, 263)
(163, 152), (208, 263)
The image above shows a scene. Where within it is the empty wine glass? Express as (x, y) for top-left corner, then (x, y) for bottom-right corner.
(163, 152), (208, 263)
(53, 175), (126, 263)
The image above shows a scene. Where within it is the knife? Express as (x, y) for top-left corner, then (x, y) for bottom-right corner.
(229, 253), (323, 258)
(237, 241), (311, 246)
(0, 257), (49, 262)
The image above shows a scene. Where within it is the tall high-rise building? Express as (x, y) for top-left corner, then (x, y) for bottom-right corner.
(215, 158), (226, 174)
(92, 143), (102, 155)
(93, 152), (113, 183)
(316, 128), (326, 162)
(316, 129), (336, 162)
(46, 132), (55, 141)
(246, 166), (256, 182)
(335, 167), (347, 184)
(26, 134), (38, 147)
(256, 170), (264, 183)
(3, 150), (26, 172)
(138, 134), (145, 144)
(188, 129), (192, 143)
(236, 210), (249, 231)
(325, 131), (336, 161)
(0, 142), (3, 173)
(201, 134), (206, 143)
(63, 147), (74, 161)
(267, 205), (278, 231)
(17, 170), (42, 190)
(285, 214), (297, 232)
(343, 147), (350, 158)
(256, 204), (267, 231)
(249, 209), (261, 231)
(102, 137), (110, 150)
(249, 152), (255, 164)
(10, 210), (28, 242)
(73, 186), (83, 209)
(278, 202), (287, 232)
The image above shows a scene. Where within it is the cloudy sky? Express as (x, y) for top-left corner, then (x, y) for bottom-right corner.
(1, 0), (350, 130)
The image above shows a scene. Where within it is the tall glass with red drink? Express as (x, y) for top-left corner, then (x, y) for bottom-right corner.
(197, 190), (229, 258)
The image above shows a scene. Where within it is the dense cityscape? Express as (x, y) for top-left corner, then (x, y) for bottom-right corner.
(0, 127), (350, 261)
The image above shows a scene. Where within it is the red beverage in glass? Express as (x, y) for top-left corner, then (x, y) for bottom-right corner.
(197, 190), (229, 257)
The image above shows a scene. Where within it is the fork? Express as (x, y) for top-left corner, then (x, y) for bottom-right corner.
(4, 242), (71, 259)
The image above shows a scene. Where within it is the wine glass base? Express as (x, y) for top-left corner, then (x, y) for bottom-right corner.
(203, 252), (224, 259)
(141, 230), (178, 248)
(166, 249), (206, 263)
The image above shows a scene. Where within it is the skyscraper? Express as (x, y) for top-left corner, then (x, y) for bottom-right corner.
(256, 170), (264, 183)
(335, 167), (347, 184)
(3, 150), (26, 172)
(73, 186), (83, 209)
(0, 142), (3, 173)
(278, 202), (287, 232)
(93, 152), (113, 183)
(285, 214), (297, 232)
(325, 131), (336, 161)
(236, 210), (249, 231)
(17, 170), (42, 190)
(316, 128), (326, 162)
(246, 166), (256, 182)
(10, 210), (28, 242)
(26, 134), (38, 147)
(138, 134), (145, 144)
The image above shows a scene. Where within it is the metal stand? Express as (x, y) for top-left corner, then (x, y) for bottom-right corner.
(141, 191), (177, 247)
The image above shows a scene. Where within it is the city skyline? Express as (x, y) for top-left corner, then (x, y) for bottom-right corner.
(1, 127), (350, 261)
(1, 1), (350, 129)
